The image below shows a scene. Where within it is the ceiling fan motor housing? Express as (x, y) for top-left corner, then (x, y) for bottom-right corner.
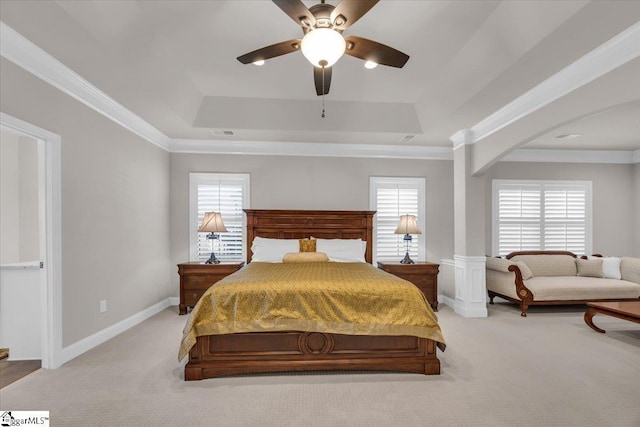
(306, 3), (340, 31)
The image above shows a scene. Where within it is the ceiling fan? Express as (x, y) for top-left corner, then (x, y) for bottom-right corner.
(236, 0), (410, 97)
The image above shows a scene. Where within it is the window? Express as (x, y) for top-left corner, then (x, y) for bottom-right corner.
(370, 177), (426, 263)
(189, 173), (250, 262)
(492, 180), (592, 256)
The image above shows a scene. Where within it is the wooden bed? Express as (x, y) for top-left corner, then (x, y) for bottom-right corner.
(184, 209), (441, 380)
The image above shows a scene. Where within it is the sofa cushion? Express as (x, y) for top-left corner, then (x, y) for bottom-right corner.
(588, 256), (622, 279)
(510, 254), (577, 277)
(514, 261), (534, 280)
(576, 258), (604, 278)
(524, 276), (640, 301)
(621, 257), (640, 284)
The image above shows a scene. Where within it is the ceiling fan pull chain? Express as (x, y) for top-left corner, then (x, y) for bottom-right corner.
(322, 67), (326, 118)
(320, 60), (328, 118)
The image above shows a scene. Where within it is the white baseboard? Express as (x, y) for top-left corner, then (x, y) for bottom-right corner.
(439, 294), (456, 309)
(58, 297), (174, 367)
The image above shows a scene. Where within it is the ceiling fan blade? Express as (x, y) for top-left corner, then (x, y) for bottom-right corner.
(344, 35), (409, 68)
(272, 0), (316, 28)
(313, 66), (332, 96)
(330, 0), (379, 30)
(237, 39), (302, 64)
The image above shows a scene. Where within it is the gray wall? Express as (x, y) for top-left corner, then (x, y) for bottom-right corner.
(635, 163), (640, 256)
(0, 130), (39, 264)
(170, 153), (455, 291)
(483, 161), (637, 257)
(1, 58), (172, 346)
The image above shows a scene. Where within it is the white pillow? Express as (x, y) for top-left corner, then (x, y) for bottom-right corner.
(315, 238), (366, 263)
(251, 237), (299, 262)
(588, 256), (621, 280)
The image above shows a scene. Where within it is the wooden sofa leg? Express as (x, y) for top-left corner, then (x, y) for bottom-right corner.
(520, 303), (528, 317)
(488, 292), (495, 305)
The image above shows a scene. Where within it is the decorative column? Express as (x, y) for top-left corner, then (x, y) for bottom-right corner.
(451, 130), (487, 317)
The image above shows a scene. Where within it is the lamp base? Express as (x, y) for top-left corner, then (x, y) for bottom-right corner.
(204, 252), (220, 264)
(400, 252), (415, 264)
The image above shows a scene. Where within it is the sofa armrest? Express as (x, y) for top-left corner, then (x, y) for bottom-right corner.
(486, 257), (535, 317)
(507, 265), (534, 304)
(621, 257), (640, 284)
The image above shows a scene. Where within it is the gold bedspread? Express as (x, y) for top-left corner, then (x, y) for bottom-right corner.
(179, 262), (446, 360)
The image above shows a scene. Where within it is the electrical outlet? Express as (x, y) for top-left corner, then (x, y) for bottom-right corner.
(100, 300), (107, 313)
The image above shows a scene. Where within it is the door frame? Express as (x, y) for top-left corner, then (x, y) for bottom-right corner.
(1, 112), (62, 369)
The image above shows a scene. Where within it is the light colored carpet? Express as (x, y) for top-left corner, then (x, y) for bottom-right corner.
(1, 303), (639, 426)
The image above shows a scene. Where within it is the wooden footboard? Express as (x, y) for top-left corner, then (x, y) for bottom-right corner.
(185, 331), (441, 380)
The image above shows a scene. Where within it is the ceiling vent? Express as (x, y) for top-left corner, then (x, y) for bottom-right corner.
(211, 130), (235, 136)
(554, 133), (582, 139)
(401, 134), (416, 142)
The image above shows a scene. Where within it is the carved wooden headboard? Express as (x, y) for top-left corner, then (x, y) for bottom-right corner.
(244, 209), (375, 264)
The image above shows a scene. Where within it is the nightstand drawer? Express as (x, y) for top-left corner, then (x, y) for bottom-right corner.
(398, 273), (435, 288)
(182, 274), (224, 290)
(184, 289), (205, 306)
(178, 262), (244, 315)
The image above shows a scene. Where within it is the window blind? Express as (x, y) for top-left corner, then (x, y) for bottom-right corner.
(494, 181), (591, 256)
(190, 174), (250, 262)
(370, 178), (425, 263)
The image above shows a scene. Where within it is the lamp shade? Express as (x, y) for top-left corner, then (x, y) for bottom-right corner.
(198, 212), (228, 233)
(394, 215), (421, 235)
(301, 28), (346, 67)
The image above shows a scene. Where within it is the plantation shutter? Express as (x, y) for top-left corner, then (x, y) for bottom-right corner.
(496, 184), (542, 255)
(191, 174), (250, 262)
(370, 178), (425, 263)
(494, 181), (590, 256)
(543, 185), (588, 254)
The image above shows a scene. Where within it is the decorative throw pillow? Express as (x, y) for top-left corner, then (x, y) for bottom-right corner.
(587, 256), (622, 280)
(485, 257), (514, 272)
(514, 261), (534, 280)
(282, 252), (329, 263)
(576, 258), (604, 278)
(299, 238), (316, 253)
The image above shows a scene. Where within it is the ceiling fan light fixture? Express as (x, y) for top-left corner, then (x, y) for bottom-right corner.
(301, 28), (346, 67)
(364, 60), (378, 69)
(252, 59), (265, 66)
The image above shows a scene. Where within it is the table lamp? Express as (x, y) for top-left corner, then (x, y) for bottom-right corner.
(394, 214), (422, 264)
(198, 212), (227, 264)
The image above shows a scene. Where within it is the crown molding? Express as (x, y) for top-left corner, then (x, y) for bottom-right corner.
(450, 129), (474, 150)
(461, 21), (640, 145)
(502, 148), (639, 164)
(170, 139), (453, 160)
(2, 21), (637, 165)
(0, 21), (171, 151)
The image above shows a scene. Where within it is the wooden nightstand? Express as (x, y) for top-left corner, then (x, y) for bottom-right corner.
(377, 261), (440, 311)
(177, 262), (244, 315)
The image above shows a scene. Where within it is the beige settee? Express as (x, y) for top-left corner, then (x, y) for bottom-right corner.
(486, 251), (640, 316)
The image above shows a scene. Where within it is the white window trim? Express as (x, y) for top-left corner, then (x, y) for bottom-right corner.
(492, 179), (592, 256)
(189, 173), (250, 262)
(369, 177), (426, 264)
